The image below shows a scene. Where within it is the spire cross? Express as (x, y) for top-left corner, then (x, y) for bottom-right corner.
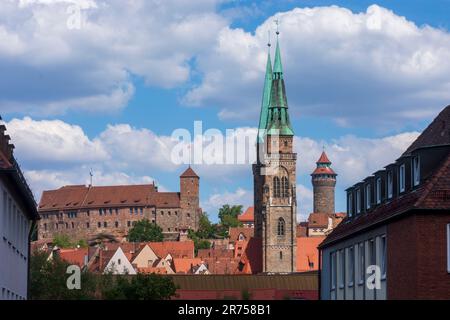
(274, 19), (280, 35)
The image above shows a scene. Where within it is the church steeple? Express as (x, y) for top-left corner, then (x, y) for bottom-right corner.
(266, 33), (294, 136)
(257, 47), (273, 143)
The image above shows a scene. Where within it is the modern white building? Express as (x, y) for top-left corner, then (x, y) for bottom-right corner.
(0, 121), (39, 300)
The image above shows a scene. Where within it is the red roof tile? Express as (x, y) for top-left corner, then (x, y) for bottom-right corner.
(317, 151), (331, 164)
(308, 213), (329, 228)
(312, 166), (336, 175)
(146, 241), (195, 259)
(238, 207), (254, 222)
(180, 167), (199, 178)
(58, 248), (89, 267)
(229, 227), (254, 242)
(173, 258), (202, 273)
(296, 237), (324, 272)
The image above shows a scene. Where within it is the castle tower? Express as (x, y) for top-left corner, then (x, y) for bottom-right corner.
(179, 166), (200, 233)
(311, 151), (337, 213)
(253, 33), (297, 274)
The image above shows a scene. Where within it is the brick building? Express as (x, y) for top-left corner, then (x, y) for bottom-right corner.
(319, 105), (450, 300)
(37, 167), (201, 242)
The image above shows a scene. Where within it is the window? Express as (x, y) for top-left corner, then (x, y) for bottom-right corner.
(376, 178), (382, 204)
(348, 247), (354, 286)
(71, 222), (74, 229)
(339, 250), (345, 288)
(277, 218), (285, 236)
(98, 222), (101, 228)
(447, 224), (450, 273)
(347, 193), (353, 217)
(140, 208), (144, 215)
(399, 164), (405, 193)
(44, 223), (47, 231)
(387, 171), (393, 199)
(331, 252), (337, 290)
(356, 189), (361, 214)
(86, 222), (90, 229)
(115, 208), (119, 215)
(103, 222), (107, 228)
(118, 259), (121, 265)
(99, 209), (103, 216)
(369, 239), (375, 266)
(359, 243), (365, 284)
(279, 251), (283, 260)
(115, 221), (119, 228)
(381, 236), (387, 278)
(282, 176), (289, 198)
(273, 177), (281, 198)
(129, 208), (133, 215)
(127, 221), (131, 227)
(413, 156), (420, 187)
(365, 184), (371, 210)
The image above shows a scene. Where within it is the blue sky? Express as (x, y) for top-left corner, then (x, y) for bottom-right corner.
(1, 0), (450, 222)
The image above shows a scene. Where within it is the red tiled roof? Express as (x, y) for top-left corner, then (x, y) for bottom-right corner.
(137, 267), (168, 274)
(312, 166), (336, 175)
(145, 241), (195, 259)
(197, 248), (234, 260)
(173, 258), (202, 273)
(38, 184), (182, 211)
(317, 151), (331, 164)
(296, 237), (324, 272)
(203, 257), (241, 274)
(229, 227), (254, 242)
(296, 223), (308, 237)
(308, 213), (329, 228)
(180, 167), (199, 178)
(238, 207), (254, 222)
(58, 248), (89, 267)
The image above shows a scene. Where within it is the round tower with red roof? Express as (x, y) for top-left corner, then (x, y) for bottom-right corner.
(311, 151), (337, 214)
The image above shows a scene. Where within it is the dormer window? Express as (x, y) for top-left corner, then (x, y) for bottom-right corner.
(387, 171), (393, 199)
(365, 184), (371, 210)
(347, 193), (353, 217)
(413, 156), (420, 187)
(356, 189), (361, 214)
(399, 164), (406, 193)
(376, 178), (382, 204)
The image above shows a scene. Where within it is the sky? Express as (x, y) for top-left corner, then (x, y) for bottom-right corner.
(1, 0), (450, 222)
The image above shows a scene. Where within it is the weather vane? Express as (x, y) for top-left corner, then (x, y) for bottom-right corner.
(267, 30), (271, 48)
(274, 19), (280, 35)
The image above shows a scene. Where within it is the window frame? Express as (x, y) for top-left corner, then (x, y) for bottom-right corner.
(447, 224), (450, 274)
(348, 246), (354, 287)
(358, 242), (365, 285)
(376, 177), (382, 204)
(365, 184), (371, 210)
(381, 235), (387, 279)
(347, 192), (353, 217)
(413, 156), (420, 187)
(330, 252), (337, 291)
(399, 164), (406, 193)
(356, 188), (361, 214)
(387, 171), (393, 199)
(339, 249), (345, 289)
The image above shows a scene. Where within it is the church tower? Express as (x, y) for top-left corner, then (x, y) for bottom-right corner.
(311, 151), (337, 214)
(253, 32), (297, 274)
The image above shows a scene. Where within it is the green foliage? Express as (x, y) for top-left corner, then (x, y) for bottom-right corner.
(77, 239), (89, 248)
(241, 289), (252, 300)
(101, 274), (177, 300)
(188, 229), (211, 255)
(53, 234), (75, 248)
(218, 205), (243, 229)
(196, 212), (216, 239)
(30, 251), (96, 300)
(128, 219), (164, 242)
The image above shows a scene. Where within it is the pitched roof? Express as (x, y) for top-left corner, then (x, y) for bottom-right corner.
(317, 151), (331, 164)
(296, 237), (324, 272)
(238, 207), (254, 222)
(308, 213), (329, 228)
(38, 184), (181, 211)
(229, 227), (254, 242)
(137, 267), (168, 274)
(403, 105), (450, 155)
(197, 248), (234, 260)
(172, 258), (202, 273)
(180, 167), (199, 178)
(203, 257), (241, 274)
(312, 166), (336, 175)
(145, 241), (195, 259)
(296, 223), (308, 237)
(58, 248), (88, 267)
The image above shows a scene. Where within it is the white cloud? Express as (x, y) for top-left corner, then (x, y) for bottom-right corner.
(185, 5), (450, 127)
(0, 0), (227, 115)
(201, 187), (252, 217)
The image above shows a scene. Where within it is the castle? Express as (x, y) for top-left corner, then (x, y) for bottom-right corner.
(37, 167), (201, 242)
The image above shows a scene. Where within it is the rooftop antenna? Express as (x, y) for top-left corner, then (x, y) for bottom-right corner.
(89, 168), (93, 187)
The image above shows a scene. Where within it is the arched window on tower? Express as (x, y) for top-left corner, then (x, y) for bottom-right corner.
(282, 176), (289, 198)
(277, 218), (285, 236)
(273, 177), (281, 198)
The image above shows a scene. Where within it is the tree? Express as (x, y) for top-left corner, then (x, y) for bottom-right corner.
(218, 205), (243, 229)
(128, 219), (163, 242)
(197, 212), (216, 239)
(101, 274), (177, 300)
(30, 250), (96, 300)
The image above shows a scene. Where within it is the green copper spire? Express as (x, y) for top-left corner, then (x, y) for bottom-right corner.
(257, 50), (273, 143)
(266, 34), (294, 136)
(273, 37), (283, 76)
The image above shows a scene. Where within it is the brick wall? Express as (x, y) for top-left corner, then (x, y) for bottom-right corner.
(387, 211), (450, 299)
